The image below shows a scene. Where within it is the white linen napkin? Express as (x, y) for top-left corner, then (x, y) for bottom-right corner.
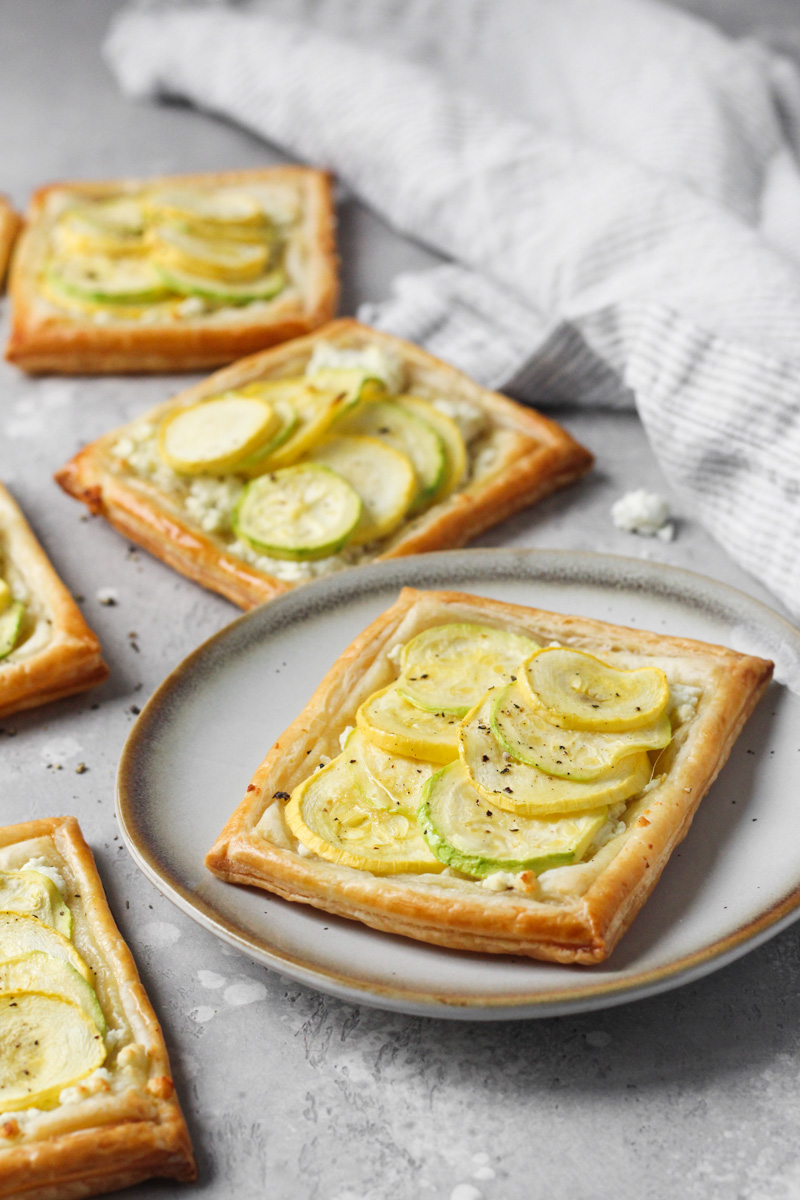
(105, 1), (800, 621)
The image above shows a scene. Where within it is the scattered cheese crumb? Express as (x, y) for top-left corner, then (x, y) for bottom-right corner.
(338, 725), (354, 750)
(611, 489), (674, 540)
(305, 342), (405, 393)
(386, 643), (404, 665)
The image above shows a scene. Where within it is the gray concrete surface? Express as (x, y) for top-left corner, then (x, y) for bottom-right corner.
(2, 3), (800, 1197)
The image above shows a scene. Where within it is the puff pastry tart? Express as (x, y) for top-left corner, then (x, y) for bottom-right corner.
(0, 483), (107, 718)
(55, 320), (593, 609)
(5, 167), (337, 373)
(0, 816), (195, 1198)
(206, 588), (773, 964)
(0, 196), (20, 289)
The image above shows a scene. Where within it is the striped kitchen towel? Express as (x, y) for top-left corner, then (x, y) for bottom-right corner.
(105, 0), (800, 621)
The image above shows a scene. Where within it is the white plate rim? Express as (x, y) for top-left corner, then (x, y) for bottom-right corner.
(116, 548), (800, 1020)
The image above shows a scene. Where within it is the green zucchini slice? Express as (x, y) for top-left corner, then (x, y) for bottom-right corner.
(0, 603), (25, 661)
(418, 761), (608, 878)
(233, 464), (361, 560)
(338, 400), (445, 511)
(397, 623), (539, 716)
(154, 263), (287, 305)
(0, 952), (105, 1034)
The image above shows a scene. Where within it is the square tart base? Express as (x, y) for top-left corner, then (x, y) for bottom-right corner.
(0, 817), (195, 1198)
(0, 483), (107, 719)
(55, 319), (593, 609)
(206, 587), (773, 965)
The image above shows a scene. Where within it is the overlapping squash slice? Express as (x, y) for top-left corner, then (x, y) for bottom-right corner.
(0, 600), (25, 661)
(459, 690), (652, 816)
(307, 435), (416, 544)
(0, 871), (71, 937)
(0, 913), (92, 983)
(398, 397), (467, 499)
(418, 761), (609, 877)
(285, 755), (443, 874)
(354, 730), (439, 813)
(338, 400), (445, 511)
(397, 623), (539, 716)
(284, 622), (675, 884)
(46, 187), (290, 313)
(520, 647), (670, 731)
(159, 395), (280, 475)
(233, 464), (362, 560)
(0, 993), (106, 1113)
(0, 952), (106, 1033)
(356, 683), (461, 763)
(491, 682), (671, 781)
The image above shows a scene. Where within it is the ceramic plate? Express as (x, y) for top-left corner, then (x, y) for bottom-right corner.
(117, 549), (800, 1020)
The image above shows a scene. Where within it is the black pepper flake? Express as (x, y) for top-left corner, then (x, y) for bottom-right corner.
(504, 786), (513, 794)
(273, 791), (290, 800)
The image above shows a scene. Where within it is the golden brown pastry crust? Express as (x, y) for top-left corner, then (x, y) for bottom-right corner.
(206, 587), (773, 964)
(5, 167), (338, 373)
(0, 197), (21, 290)
(0, 816), (196, 1198)
(0, 483), (107, 718)
(55, 319), (593, 609)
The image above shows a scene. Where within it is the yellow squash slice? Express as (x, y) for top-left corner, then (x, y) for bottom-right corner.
(159, 395), (280, 475)
(397, 622), (539, 716)
(0, 913), (92, 983)
(0, 994), (105, 1113)
(520, 647), (670, 731)
(145, 188), (265, 227)
(307, 435), (415, 544)
(459, 691), (652, 815)
(285, 755), (444, 874)
(347, 728), (438, 813)
(491, 682), (672, 781)
(151, 224), (271, 282)
(356, 683), (462, 763)
(338, 400), (445, 511)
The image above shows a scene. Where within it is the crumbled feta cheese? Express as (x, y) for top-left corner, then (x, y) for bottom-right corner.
(611, 489), (674, 539)
(669, 682), (701, 725)
(20, 858), (66, 894)
(431, 396), (488, 444)
(305, 342), (405, 393)
(338, 725), (354, 750)
(480, 870), (538, 895)
(59, 1067), (114, 1106)
(184, 477), (244, 534)
(641, 773), (666, 796)
(386, 643), (404, 665)
(176, 296), (207, 318)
